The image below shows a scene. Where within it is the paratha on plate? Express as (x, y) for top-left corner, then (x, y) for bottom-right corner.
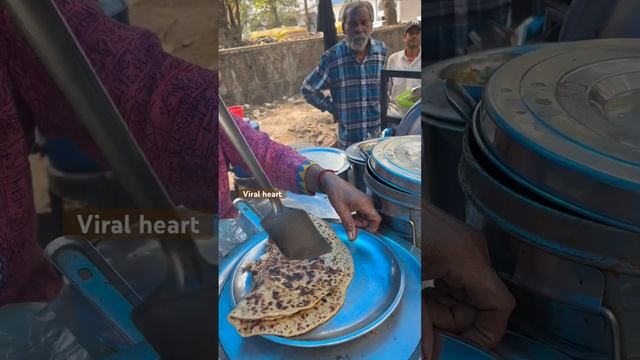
(228, 216), (354, 337)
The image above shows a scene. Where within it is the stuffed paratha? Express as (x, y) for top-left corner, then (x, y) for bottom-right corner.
(228, 215), (354, 337)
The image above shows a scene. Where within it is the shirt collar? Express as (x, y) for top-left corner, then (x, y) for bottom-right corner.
(403, 48), (421, 64)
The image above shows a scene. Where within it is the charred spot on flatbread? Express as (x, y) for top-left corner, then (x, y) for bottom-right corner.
(228, 215), (354, 337)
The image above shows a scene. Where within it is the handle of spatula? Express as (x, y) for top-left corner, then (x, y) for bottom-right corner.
(218, 96), (284, 214)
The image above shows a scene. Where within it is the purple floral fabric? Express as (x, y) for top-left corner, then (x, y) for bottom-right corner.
(0, 0), (308, 306)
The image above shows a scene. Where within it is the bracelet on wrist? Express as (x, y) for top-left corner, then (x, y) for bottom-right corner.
(317, 169), (335, 193)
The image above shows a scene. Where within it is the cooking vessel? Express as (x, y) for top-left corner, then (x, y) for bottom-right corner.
(460, 121), (639, 360)
(421, 44), (547, 220)
(364, 157), (421, 246)
(395, 101), (422, 136)
(345, 138), (384, 192)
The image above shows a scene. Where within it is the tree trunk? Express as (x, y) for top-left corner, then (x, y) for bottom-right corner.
(383, 0), (397, 25)
(269, 0), (281, 27)
(220, 0), (243, 48)
(303, 0), (310, 31)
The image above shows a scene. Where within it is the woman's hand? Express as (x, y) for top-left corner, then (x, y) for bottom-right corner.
(305, 165), (381, 240)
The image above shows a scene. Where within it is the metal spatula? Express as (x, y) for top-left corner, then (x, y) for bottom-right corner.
(219, 97), (331, 260)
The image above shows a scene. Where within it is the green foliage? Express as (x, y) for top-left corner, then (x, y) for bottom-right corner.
(222, 0), (309, 46)
(247, 0), (302, 30)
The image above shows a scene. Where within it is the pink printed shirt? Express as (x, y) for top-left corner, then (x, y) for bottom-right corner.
(0, 0), (311, 306)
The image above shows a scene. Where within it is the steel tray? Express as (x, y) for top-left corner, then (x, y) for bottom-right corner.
(219, 227), (420, 359)
(229, 228), (404, 347)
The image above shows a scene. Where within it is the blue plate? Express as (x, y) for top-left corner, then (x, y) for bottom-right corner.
(219, 227), (420, 359)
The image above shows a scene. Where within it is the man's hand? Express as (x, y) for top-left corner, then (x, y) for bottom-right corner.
(422, 294), (434, 360)
(422, 202), (515, 351)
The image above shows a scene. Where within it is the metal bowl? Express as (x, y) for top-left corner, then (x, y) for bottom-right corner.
(298, 147), (351, 181)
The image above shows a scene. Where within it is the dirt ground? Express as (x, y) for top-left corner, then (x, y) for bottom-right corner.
(127, 0), (217, 68)
(245, 96), (337, 148)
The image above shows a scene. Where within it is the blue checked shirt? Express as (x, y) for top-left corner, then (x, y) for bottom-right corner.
(301, 39), (387, 148)
(423, 0), (511, 63)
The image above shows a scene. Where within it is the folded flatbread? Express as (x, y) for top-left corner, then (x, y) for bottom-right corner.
(228, 215), (354, 337)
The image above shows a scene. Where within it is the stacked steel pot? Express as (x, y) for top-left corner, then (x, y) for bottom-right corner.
(358, 136), (422, 246)
(421, 44), (545, 220)
(457, 39), (640, 360)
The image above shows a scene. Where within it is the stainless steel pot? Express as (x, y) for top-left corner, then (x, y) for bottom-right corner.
(461, 40), (640, 359)
(421, 44), (547, 221)
(348, 159), (367, 192)
(345, 138), (384, 193)
(368, 136), (421, 196)
(364, 160), (421, 247)
(460, 126), (638, 360)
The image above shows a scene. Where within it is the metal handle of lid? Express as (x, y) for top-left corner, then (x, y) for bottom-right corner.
(408, 217), (418, 248)
(503, 276), (622, 360)
(218, 96), (283, 215)
(601, 306), (622, 360)
(443, 79), (478, 124)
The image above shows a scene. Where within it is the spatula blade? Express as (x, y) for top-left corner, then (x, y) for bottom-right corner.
(260, 207), (332, 260)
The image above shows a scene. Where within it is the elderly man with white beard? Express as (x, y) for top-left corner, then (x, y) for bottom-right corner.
(301, 1), (387, 149)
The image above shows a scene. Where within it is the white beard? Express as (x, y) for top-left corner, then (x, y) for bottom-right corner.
(346, 34), (370, 52)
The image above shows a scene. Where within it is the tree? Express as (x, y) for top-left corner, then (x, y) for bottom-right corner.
(219, 0), (305, 48)
(303, 0), (311, 31)
(382, 0), (397, 25)
(250, 0), (299, 29)
(220, 0), (244, 47)
(268, 0), (282, 26)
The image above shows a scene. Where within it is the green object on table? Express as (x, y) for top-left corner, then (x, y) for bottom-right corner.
(396, 89), (419, 111)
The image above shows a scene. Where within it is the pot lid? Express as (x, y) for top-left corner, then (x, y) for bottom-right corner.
(298, 147), (350, 175)
(370, 135), (421, 195)
(345, 138), (384, 163)
(422, 45), (546, 125)
(476, 38), (640, 232)
(397, 101), (422, 136)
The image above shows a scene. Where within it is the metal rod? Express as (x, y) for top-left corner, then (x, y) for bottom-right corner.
(2, 0), (204, 288)
(380, 69), (421, 129)
(218, 96), (283, 214)
(601, 306), (622, 360)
